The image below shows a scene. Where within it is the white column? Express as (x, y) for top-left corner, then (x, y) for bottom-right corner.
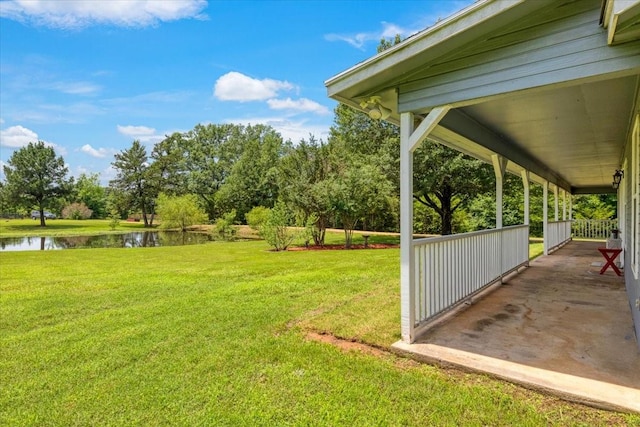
(400, 112), (415, 343)
(569, 194), (573, 220)
(543, 181), (549, 256)
(521, 170), (530, 226)
(399, 106), (450, 343)
(553, 184), (559, 221)
(562, 189), (567, 220)
(492, 155), (507, 229)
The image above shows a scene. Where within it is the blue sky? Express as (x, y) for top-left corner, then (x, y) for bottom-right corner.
(0, 0), (472, 184)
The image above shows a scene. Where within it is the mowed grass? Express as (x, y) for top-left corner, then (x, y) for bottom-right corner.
(0, 219), (147, 237)
(1, 239), (636, 425)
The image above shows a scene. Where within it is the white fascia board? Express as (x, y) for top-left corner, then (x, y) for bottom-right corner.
(325, 0), (526, 97)
(605, 0), (640, 44)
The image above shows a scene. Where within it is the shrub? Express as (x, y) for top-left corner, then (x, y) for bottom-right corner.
(215, 210), (238, 240)
(156, 193), (207, 231)
(62, 202), (93, 220)
(107, 208), (120, 230)
(245, 206), (270, 231)
(261, 201), (296, 251)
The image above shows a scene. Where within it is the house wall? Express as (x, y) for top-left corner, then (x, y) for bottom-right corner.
(623, 113), (640, 349)
(398, 0), (640, 112)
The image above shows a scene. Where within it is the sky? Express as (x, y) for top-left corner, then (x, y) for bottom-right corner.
(0, 0), (473, 185)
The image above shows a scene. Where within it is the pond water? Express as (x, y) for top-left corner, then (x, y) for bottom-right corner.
(0, 231), (215, 252)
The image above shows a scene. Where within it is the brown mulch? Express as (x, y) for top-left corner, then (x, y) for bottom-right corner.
(287, 243), (399, 251)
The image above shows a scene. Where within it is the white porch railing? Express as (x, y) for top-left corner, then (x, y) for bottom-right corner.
(572, 219), (617, 240)
(547, 220), (572, 251)
(412, 225), (529, 329)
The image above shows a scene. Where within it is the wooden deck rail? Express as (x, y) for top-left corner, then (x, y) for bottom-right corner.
(572, 219), (617, 240)
(547, 220), (572, 252)
(411, 225), (529, 332)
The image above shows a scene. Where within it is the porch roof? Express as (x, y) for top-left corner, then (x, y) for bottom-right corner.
(325, 0), (640, 194)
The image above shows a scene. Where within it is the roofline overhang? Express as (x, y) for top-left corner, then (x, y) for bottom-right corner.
(325, 0), (553, 101)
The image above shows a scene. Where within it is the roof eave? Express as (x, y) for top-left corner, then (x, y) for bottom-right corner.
(325, 0), (529, 101)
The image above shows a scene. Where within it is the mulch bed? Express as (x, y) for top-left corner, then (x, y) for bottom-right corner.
(288, 243), (399, 251)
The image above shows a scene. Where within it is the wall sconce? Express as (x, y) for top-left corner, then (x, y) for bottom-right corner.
(359, 96), (391, 120)
(612, 169), (624, 189)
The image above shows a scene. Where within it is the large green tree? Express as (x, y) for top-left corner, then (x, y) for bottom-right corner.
(3, 141), (71, 226)
(325, 161), (394, 248)
(149, 132), (189, 197)
(215, 124), (286, 221)
(181, 124), (245, 219)
(73, 173), (107, 218)
(572, 194), (616, 219)
(327, 104), (400, 232)
(413, 140), (494, 235)
(277, 136), (333, 245)
(109, 140), (156, 227)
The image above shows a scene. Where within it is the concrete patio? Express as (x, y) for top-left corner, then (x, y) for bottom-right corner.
(392, 240), (640, 413)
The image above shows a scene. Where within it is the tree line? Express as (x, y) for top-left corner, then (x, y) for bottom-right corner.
(1, 103), (616, 243)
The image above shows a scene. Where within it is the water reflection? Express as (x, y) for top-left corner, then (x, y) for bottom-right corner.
(0, 231), (215, 252)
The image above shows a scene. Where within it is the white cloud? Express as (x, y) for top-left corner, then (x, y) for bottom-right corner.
(267, 98), (330, 115)
(80, 144), (109, 158)
(0, 125), (66, 154)
(117, 125), (157, 137)
(49, 81), (102, 96)
(117, 124), (169, 145)
(0, 125), (39, 148)
(214, 72), (295, 102)
(325, 21), (418, 49)
(225, 116), (330, 144)
(0, 0), (208, 29)
(11, 102), (105, 124)
(324, 1), (472, 50)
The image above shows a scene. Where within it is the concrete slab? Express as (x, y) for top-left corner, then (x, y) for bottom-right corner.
(392, 240), (640, 413)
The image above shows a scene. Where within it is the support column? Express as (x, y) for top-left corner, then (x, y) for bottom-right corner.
(492, 155), (507, 229)
(400, 106), (450, 343)
(562, 189), (567, 221)
(543, 180), (549, 256)
(569, 194), (573, 220)
(400, 113), (415, 343)
(553, 184), (559, 221)
(521, 170), (530, 226)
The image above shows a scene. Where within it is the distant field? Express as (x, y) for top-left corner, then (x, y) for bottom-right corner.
(0, 218), (147, 237)
(1, 240), (635, 426)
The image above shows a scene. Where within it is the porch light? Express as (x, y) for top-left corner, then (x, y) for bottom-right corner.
(612, 169), (624, 189)
(359, 96), (391, 120)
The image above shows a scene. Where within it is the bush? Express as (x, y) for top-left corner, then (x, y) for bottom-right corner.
(156, 193), (207, 231)
(260, 201), (296, 251)
(107, 208), (120, 230)
(62, 202), (93, 220)
(215, 210), (238, 240)
(245, 206), (270, 231)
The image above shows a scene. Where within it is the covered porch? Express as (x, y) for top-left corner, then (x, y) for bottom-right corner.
(326, 0), (640, 412)
(393, 240), (640, 412)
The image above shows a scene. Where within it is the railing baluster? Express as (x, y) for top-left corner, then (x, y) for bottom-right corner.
(412, 225), (530, 327)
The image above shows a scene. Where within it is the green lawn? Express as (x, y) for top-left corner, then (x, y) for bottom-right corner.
(0, 218), (148, 237)
(1, 239), (636, 426)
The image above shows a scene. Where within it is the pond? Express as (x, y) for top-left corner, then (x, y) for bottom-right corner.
(0, 231), (215, 252)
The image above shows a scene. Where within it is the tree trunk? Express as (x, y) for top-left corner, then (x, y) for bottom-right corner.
(440, 185), (453, 235)
(141, 202), (149, 227)
(313, 215), (327, 246)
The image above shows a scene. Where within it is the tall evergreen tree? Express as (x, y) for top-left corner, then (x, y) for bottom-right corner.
(3, 141), (71, 226)
(110, 140), (155, 227)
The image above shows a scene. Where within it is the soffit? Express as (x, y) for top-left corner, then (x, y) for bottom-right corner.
(458, 75), (638, 191)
